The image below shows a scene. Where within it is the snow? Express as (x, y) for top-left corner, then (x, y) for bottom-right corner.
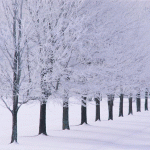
(0, 98), (150, 150)
(0, 0), (150, 149)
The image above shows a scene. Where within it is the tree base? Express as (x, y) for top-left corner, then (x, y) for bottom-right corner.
(38, 132), (47, 136)
(128, 113), (133, 115)
(39, 102), (47, 136)
(95, 119), (101, 122)
(80, 122), (88, 125)
(10, 141), (18, 144)
(63, 128), (70, 131)
(63, 126), (70, 130)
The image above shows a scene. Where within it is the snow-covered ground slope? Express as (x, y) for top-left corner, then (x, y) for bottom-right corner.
(0, 98), (150, 150)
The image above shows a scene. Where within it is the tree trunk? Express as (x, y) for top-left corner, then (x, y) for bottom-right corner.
(11, 112), (18, 143)
(9, 0), (23, 144)
(107, 94), (114, 120)
(108, 101), (113, 120)
(119, 94), (123, 117)
(81, 96), (87, 125)
(136, 93), (141, 112)
(11, 97), (18, 143)
(145, 90), (148, 111)
(128, 97), (133, 115)
(39, 102), (47, 135)
(95, 98), (100, 121)
(63, 98), (70, 130)
(11, 43), (20, 143)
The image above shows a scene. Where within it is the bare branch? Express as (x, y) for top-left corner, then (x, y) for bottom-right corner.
(1, 96), (12, 114)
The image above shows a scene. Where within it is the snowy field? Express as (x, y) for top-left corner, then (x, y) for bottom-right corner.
(0, 98), (149, 150)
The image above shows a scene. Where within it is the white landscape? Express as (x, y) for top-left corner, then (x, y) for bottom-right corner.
(0, 0), (150, 149)
(0, 98), (149, 150)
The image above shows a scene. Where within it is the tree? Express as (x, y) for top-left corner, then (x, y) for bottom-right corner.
(94, 93), (101, 121)
(128, 94), (133, 115)
(145, 88), (148, 111)
(0, 0), (35, 143)
(76, 0), (150, 118)
(107, 94), (114, 120)
(119, 94), (124, 117)
(26, 0), (87, 131)
(136, 92), (141, 112)
(62, 90), (70, 130)
(81, 96), (87, 125)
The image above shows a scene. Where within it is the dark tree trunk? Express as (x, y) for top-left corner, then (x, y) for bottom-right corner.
(108, 101), (113, 120)
(136, 93), (141, 112)
(11, 111), (18, 143)
(128, 97), (133, 115)
(11, 49), (20, 143)
(119, 94), (124, 117)
(81, 96), (87, 125)
(39, 102), (47, 135)
(11, 96), (18, 143)
(10, 0), (23, 144)
(107, 94), (114, 120)
(95, 98), (100, 121)
(63, 99), (70, 130)
(145, 90), (148, 111)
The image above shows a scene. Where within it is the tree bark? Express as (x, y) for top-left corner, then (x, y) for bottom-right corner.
(95, 98), (100, 121)
(39, 67), (51, 135)
(107, 94), (114, 120)
(81, 96), (87, 125)
(119, 94), (123, 117)
(39, 102), (47, 135)
(10, 0), (22, 143)
(11, 112), (18, 143)
(145, 90), (148, 111)
(136, 93), (141, 112)
(63, 98), (70, 130)
(11, 96), (18, 143)
(128, 97), (133, 115)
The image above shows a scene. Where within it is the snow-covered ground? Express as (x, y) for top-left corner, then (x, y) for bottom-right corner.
(0, 98), (149, 150)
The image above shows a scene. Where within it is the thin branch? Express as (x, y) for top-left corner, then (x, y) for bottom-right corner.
(17, 100), (29, 111)
(0, 44), (13, 70)
(2, 1), (13, 36)
(1, 96), (12, 114)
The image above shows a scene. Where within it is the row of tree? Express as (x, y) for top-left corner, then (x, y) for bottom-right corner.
(0, 0), (150, 144)
(107, 91), (149, 120)
(81, 92), (149, 125)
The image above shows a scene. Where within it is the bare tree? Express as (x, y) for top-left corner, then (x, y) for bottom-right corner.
(0, 0), (35, 143)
